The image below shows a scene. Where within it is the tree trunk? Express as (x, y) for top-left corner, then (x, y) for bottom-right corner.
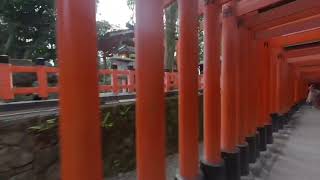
(165, 2), (178, 72)
(3, 23), (15, 55)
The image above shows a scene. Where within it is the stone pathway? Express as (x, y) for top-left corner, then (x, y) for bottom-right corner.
(109, 106), (315, 180)
(267, 106), (320, 180)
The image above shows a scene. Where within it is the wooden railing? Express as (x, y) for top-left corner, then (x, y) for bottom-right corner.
(0, 63), (201, 101)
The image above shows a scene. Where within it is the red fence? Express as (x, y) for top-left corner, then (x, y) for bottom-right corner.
(0, 64), (204, 101)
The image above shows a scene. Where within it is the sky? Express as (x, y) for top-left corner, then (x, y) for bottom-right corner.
(96, 0), (132, 28)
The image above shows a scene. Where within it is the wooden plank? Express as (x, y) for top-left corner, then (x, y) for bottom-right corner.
(237, 0), (284, 16)
(163, 0), (229, 14)
(256, 15), (320, 39)
(290, 59), (320, 67)
(244, 0), (320, 30)
(297, 65), (320, 73)
(285, 46), (320, 59)
(288, 55), (320, 64)
(270, 28), (320, 47)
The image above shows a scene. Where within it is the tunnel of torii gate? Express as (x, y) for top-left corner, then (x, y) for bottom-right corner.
(56, 0), (320, 180)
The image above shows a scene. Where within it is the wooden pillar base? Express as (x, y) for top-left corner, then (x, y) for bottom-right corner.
(270, 113), (279, 132)
(278, 114), (285, 130)
(237, 143), (249, 176)
(257, 127), (267, 152)
(255, 132), (260, 158)
(175, 174), (202, 180)
(246, 136), (257, 164)
(200, 161), (226, 180)
(222, 149), (240, 180)
(265, 124), (273, 144)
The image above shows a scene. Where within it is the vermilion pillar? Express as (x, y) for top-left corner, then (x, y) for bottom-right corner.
(135, 0), (166, 179)
(280, 61), (290, 112)
(238, 27), (249, 144)
(0, 56), (13, 101)
(294, 72), (301, 103)
(256, 41), (267, 128)
(269, 48), (282, 135)
(260, 41), (273, 145)
(277, 54), (290, 129)
(247, 34), (258, 137)
(287, 66), (295, 107)
(246, 32), (259, 163)
(262, 42), (271, 126)
(57, 0), (103, 179)
(201, 1), (224, 179)
(177, 0), (199, 178)
(255, 41), (267, 151)
(237, 25), (250, 176)
(269, 48), (282, 113)
(203, 1), (221, 165)
(221, 0), (238, 154)
(221, 1), (241, 180)
(275, 54), (283, 113)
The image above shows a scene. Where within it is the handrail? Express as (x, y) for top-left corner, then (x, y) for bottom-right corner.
(0, 63), (193, 101)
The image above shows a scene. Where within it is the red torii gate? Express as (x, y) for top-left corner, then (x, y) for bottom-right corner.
(54, 1), (320, 180)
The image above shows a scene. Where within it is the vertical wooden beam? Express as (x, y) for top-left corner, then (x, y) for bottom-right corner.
(275, 53), (283, 113)
(135, 0), (166, 179)
(263, 43), (271, 126)
(221, 0), (238, 154)
(239, 27), (250, 140)
(269, 48), (282, 113)
(277, 57), (290, 113)
(203, 1), (222, 165)
(0, 56), (13, 101)
(255, 41), (267, 151)
(294, 72), (301, 103)
(247, 34), (258, 138)
(56, 0), (103, 179)
(221, 1), (241, 179)
(200, 3), (226, 179)
(256, 41), (267, 128)
(247, 31), (258, 163)
(287, 66), (295, 107)
(177, 0), (200, 178)
(237, 25), (251, 176)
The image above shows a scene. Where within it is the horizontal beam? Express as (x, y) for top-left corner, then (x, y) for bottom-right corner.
(244, 0), (320, 30)
(285, 46), (320, 59)
(164, 0), (279, 16)
(163, 0), (232, 8)
(289, 59), (320, 68)
(296, 65), (320, 73)
(256, 14), (320, 39)
(163, 0), (205, 14)
(287, 55), (320, 63)
(301, 71), (320, 81)
(290, 59), (320, 67)
(237, 0), (285, 16)
(270, 28), (320, 47)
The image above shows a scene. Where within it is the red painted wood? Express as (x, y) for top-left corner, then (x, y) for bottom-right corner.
(221, 1), (238, 152)
(135, 0), (166, 179)
(177, 0), (200, 177)
(57, 0), (103, 179)
(203, 1), (222, 164)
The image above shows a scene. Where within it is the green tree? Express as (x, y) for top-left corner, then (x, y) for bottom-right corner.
(0, 0), (56, 60)
(164, 2), (178, 71)
(0, 0), (113, 62)
(127, 0), (135, 26)
(126, 0), (179, 71)
(97, 20), (113, 40)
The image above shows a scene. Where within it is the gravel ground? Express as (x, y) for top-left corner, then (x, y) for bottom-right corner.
(108, 144), (204, 180)
(108, 106), (308, 180)
(267, 106), (320, 180)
